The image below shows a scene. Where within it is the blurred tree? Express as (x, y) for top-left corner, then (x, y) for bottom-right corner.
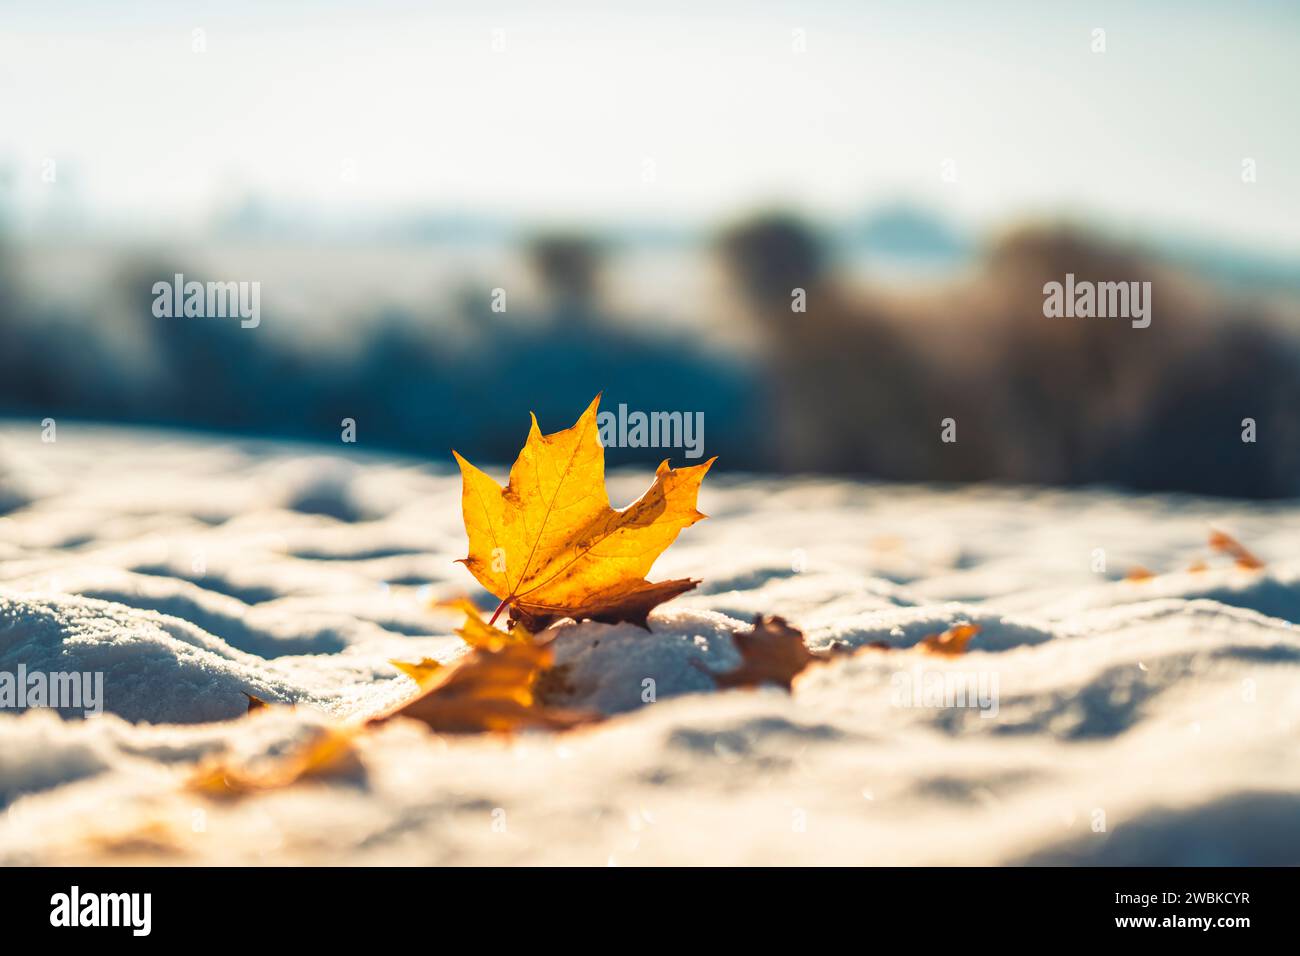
(719, 213), (825, 310)
(526, 233), (604, 317)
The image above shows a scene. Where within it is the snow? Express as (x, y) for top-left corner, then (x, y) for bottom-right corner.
(2, 423), (1299, 864)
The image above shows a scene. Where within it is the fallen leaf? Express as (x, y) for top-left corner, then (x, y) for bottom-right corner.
(374, 642), (594, 734)
(188, 726), (362, 799)
(433, 595), (536, 650)
(430, 596), (483, 618)
(710, 615), (828, 691)
(1124, 566), (1155, 582)
(917, 623), (981, 657)
(244, 692), (269, 713)
(456, 607), (535, 650)
(390, 657), (443, 688)
(431, 595), (536, 649)
(395, 603), (532, 694)
(453, 394), (714, 630)
(81, 815), (189, 859)
(1208, 530), (1264, 570)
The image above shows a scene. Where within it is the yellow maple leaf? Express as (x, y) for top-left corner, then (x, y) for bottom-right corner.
(453, 394), (715, 630)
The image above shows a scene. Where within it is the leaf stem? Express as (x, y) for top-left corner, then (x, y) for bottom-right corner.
(488, 596), (511, 626)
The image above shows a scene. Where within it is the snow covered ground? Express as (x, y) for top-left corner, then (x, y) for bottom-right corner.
(1, 421), (1298, 865)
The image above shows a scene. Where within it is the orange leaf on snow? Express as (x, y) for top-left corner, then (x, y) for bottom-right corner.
(1208, 530), (1264, 570)
(188, 726), (362, 799)
(916, 623), (981, 657)
(374, 641), (595, 734)
(386, 600), (593, 733)
(430, 597), (534, 649)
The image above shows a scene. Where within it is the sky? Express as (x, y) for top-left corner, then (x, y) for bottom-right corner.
(2, 0), (1298, 250)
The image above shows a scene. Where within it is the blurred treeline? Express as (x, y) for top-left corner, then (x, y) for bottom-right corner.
(721, 215), (1300, 498)
(1, 217), (1298, 498)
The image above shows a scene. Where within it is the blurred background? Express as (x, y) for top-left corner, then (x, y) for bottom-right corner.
(2, 0), (1299, 496)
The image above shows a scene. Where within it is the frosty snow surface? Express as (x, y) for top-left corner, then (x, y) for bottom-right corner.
(1, 424), (1298, 865)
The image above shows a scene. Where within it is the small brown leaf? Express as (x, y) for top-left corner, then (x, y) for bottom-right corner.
(917, 623), (981, 657)
(244, 692), (269, 713)
(710, 615), (827, 692)
(1125, 566), (1155, 582)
